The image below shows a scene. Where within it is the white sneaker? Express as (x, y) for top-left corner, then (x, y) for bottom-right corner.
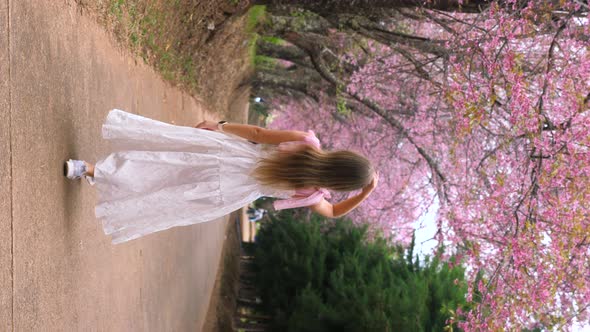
(64, 159), (95, 185)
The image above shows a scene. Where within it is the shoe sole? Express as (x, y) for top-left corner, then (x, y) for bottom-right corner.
(64, 160), (78, 179)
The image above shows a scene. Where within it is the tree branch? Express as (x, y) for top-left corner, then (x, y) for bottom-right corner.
(285, 31), (449, 202)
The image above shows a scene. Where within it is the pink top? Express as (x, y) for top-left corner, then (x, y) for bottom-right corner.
(276, 130), (321, 153)
(273, 131), (332, 210)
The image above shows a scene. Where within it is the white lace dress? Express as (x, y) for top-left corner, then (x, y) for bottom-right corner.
(94, 109), (294, 244)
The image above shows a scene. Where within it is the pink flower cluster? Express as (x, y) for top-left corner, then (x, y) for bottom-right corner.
(266, 1), (590, 329)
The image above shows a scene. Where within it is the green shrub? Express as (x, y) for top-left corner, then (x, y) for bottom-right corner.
(253, 211), (470, 331)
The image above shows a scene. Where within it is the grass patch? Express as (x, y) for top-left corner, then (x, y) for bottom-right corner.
(260, 35), (284, 45)
(81, 0), (256, 116)
(108, 0), (124, 18)
(247, 33), (260, 67)
(102, 0), (198, 88)
(97, 0), (248, 93)
(246, 5), (271, 67)
(254, 55), (278, 71)
(99, 1), (266, 86)
(246, 5), (267, 32)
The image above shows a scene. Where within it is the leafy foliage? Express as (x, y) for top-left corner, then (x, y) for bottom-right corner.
(253, 211), (470, 331)
(255, 1), (590, 329)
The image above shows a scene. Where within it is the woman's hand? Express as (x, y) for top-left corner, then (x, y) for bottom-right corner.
(195, 120), (218, 131)
(362, 171), (379, 194)
(315, 172), (379, 218)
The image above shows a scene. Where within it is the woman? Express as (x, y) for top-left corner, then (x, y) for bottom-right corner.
(65, 109), (378, 244)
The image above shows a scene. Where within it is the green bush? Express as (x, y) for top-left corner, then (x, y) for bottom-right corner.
(253, 211), (470, 331)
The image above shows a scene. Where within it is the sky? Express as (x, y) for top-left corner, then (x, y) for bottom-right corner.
(413, 200), (439, 258)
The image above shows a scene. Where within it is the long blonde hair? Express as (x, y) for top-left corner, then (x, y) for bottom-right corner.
(253, 145), (374, 191)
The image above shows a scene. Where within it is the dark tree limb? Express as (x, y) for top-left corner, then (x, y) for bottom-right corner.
(285, 31), (449, 202)
(256, 38), (314, 69)
(334, 15), (449, 57)
(265, 13), (332, 35)
(255, 0), (493, 15)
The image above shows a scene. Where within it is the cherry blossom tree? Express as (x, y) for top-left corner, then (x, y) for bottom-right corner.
(251, 0), (590, 330)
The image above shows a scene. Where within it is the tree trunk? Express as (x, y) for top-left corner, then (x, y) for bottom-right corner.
(232, 320), (269, 332)
(253, 84), (319, 104)
(333, 15), (449, 57)
(286, 31), (358, 73)
(235, 312), (272, 321)
(264, 14), (331, 35)
(256, 38), (313, 69)
(254, 0), (492, 14)
(284, 32), (449, 201)
(252, 67), (327, 100)
(253, 0), (580, 18)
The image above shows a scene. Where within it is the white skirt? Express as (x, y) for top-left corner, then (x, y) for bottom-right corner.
(94, 110), (290, 244)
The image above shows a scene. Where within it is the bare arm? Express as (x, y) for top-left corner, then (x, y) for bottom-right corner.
(310, 172), (379, 218)
(195, 121), (308, 145)
(310, 190), (372, 218)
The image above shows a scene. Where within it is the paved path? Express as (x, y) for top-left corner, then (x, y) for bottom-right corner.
(0, 1), (237, 330)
